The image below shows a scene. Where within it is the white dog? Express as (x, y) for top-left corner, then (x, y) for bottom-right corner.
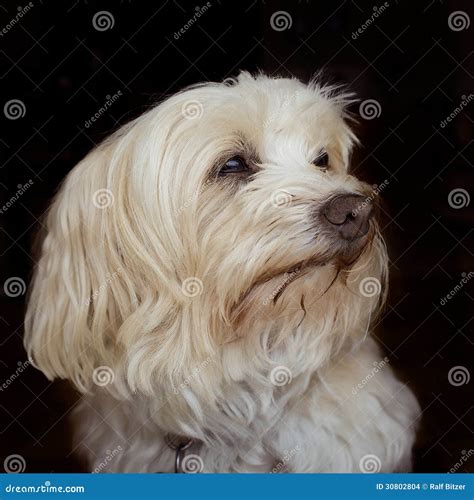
(25, 72), (420, 473)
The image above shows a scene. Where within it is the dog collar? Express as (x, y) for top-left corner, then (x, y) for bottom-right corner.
(164, 433), (195, 473)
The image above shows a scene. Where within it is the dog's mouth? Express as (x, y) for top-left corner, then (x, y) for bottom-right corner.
(299, 219), (377, 270)
(229, 222), (379, 326)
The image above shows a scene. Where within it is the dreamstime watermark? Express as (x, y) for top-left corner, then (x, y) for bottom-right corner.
(3, 277), (26, 298)
(440, 271), (473, 306)
(448, 188), (470, 209)
(448, 11), (470, 31)
(92, 366), (115, 386)
(351, 357), (389, 395)
(93, 445), (123, 473)
(263, 91), (300, 129)
(174, 356), (213, 395)
(358, 277), (382, 298)
(84, 90), (122, 128)
(270, 11), (292, 31)
(0, 3), (34, 37)
(271, 445), (300, 473)
(263, 268), (300, 305)
(270, 365), (292, 386)
(92, 188), (114, 209)
(173, 3), (212, 40)
(359, 99), (382, 120)
(4, 454), (26, 473)
(271, 189), (294, 208)
(440, 94), (473, 128)
(0, 360), (30, 392)
(351, 3), (390, 40)
(352, 179), (389, 217)
(5, 483), (85, 493)
(447, 366), (470, 386)
(84, 267), (123, 306)
(181, 454), (204, 473)
(4, 99), (26, 120)
(92, 11), (115, 31)
(175, 180), (211, 217)
(181, 99), (204, 120)
(0, 179), (34, 215)
(449, 449), (473, 473)
(359, 454), (382, 473)
(181, 277), (204, 297)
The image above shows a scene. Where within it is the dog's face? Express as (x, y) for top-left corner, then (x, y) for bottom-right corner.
(25, 73), (387, 399)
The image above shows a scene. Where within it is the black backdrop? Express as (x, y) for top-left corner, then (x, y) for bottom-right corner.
(0, 0), (472, 473)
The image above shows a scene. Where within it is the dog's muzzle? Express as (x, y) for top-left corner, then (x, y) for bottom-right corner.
(322, 193), (373, 241)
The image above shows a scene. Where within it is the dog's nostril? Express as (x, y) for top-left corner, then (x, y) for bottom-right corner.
(322, 193), (374, 240)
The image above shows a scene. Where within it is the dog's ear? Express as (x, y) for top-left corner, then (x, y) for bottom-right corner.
(24, 108), (219, 395)
(24, 143), (127, 391)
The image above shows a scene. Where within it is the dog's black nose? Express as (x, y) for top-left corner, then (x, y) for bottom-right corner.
(322, 193), (373, 240)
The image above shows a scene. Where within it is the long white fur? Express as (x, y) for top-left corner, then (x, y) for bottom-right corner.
(24, 72), (420, 472)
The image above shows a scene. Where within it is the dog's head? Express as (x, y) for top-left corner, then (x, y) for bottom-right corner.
(25, 73), (387, 399)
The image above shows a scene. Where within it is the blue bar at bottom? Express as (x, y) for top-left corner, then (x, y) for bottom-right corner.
(0, 473), (472, 499)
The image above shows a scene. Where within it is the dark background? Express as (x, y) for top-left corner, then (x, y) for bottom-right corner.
(0, 0), (472, 473)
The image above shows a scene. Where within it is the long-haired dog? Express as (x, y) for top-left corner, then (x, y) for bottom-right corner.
(25, 73), (420, 473)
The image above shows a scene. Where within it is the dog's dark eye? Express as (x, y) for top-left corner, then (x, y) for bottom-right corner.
(312, 151), (329, 169)
(219, 156), (249, 175)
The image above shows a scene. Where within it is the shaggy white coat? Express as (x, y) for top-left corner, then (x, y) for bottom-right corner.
(24, 73), (420, 473)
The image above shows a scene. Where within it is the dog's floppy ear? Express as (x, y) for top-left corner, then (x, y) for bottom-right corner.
(24, 143), (128, 391)
(23, 125), (182, 393)
(24, 102), (220, 395)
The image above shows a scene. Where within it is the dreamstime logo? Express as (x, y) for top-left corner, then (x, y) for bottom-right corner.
(262, 268), (300, 306)
(352, 180), (389, 217)
(93, 188), (114, 209)
(92, 366), (115, 386)
(84, 90), (122, 128)
(84, 267), (123, 307)
(4, 454), (26, 473)
(222, 77), (236, 86)
(448, 188), (470, 209)
(359, 99), (381, 120)
(271, 190), (293, 208)
(263, 91), (300, 129)
(3, 277), (26, 297)
(181, 277), (204, 297)
(270, 11), (292, 31)
(0, 179), (34, 215)
(448, 11), (470, 31)
(351, 2), (390, 40)
(93, 446), (123, 473)
(0, 2), (35, 37)
(92, 11), (115, 31)
(270, 365), (292, 386)
(449, 449), (474, 473)
(440, 271), (474, 306)
(0, 360), (31, 392)
(448, 366), (470, 386)
(175, 180), (212, 217)
(174, 356), (213, 395)
(272, 445), (300, 473)
(181, 454), (204, 473)
(173, 2), (212, 40)
(358, 277), (381, 298)
(181, 100), (203, 120)
(359, 454), (381, 473)
(351, 357), (389, 396)
(439, 94), (473, 129)
(4, 99), (26, 120)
